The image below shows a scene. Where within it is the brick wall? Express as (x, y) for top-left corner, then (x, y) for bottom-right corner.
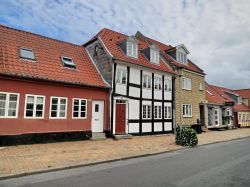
(175, 69), (205, 125)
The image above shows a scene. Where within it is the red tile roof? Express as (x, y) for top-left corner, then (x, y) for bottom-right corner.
(233, 89), (250, 99)
(205, 83), (227, 104)
(88, 28), (175, 74)
(137, 33), (205, 75)
(210, 85), (250, 112)
(0, 25), (108, 88)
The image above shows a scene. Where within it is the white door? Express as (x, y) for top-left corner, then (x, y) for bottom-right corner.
(92, 100), (104, 132)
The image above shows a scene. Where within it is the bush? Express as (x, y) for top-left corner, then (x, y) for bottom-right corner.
(176, 126), (198, 147)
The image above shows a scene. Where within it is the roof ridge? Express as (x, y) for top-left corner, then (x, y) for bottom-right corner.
(0, 24), (80, 47)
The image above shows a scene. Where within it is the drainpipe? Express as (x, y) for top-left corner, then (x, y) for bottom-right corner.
(173, 75), (177, 134)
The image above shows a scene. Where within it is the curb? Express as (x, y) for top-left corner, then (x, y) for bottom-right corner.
(1, 136), (250, 181)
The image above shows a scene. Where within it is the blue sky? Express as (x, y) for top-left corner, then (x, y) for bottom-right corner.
(0, 0), (249, 89)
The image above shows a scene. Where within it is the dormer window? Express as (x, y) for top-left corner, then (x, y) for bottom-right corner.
(126, 36), (138, 58)
(19, 48), (35, 60)
(177, 51), (187, 64)
(238, 96), (242, 104)
(150, 45), (159, 64)
(61, 56), (76, 69)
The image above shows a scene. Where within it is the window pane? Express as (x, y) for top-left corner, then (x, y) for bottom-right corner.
(9, 94), (18, 101)
(36, 104), (43, 110)
(26, 110), (33, 117)
(9, 102), (17, 109)
(0, 100), (6, 108)
(147, 105), (151, 118)
(37, 97), (44, 104)
(81, 105), (86, 112)
(51, 111), (57, 117)
(59, 111), (65, 117)
(81, 100), (86, 106)
(74, 105), (79, 112)
(148, 76), (152, 88)
(52, 98), (58, 104)
(159, 106), (162, 118)
(52, 104), (57, 110)
(60, 99), (66, 105)
(95, 104), (99, 112)
(60, 104), (66, 111)
(36, 110), (43, 117)
(20, 48), (35, 60)
(73, 111), (78, 117)
(27, 96), (34, 103)
(74, 99), (79, 106)
(0, 109), (5, 116)
(26, 103), (34, 110)
(8, 109), (16, 117)
(0, 93), (6, 100)
(80, 112), (86, 118)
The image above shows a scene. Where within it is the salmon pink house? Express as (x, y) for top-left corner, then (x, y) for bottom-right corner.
(0, 25), (110, 141)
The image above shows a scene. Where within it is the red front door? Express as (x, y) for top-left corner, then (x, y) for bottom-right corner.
(234, 112), (239, 128)
(115, 104), (126, 134)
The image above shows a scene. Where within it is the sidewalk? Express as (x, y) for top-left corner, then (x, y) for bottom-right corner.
(1, 128), (250, 179)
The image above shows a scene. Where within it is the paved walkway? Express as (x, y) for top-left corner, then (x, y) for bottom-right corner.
(0, 128), (250, 178)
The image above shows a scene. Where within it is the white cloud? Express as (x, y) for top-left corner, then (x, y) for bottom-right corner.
(0, 0), (249, 88)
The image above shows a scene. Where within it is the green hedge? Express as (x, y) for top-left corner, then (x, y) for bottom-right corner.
(176, 126), (198, 147)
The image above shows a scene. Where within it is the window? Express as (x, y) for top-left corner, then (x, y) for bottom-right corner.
(72, 98), (87, 119)
(242, 114), (245, 121)
(238, 97), (242, 104)
(164, 78), (172, 92)
(150, 48), (160, 64)
(25, 95), (45, 118)
(182, 104), (192, 117)
(0, 92), (19, 118)
(61, 56), (76, 69)
(164, 106), (172, 119)
(181, 77), (192, 90)
(177, 51), (187, 64)
(199, 83), (203, 91)
(154, 105), (162, 119)
(19, 48), (35, 60)
(50, 97), (67, 118)
(154, 77), (162, 90)
(127, 41), (138, 58)
(142, 104), (151, 119)
(143, 74), (152, 89)
(116, 68), (127, 84)
(239, 114), (241, 121)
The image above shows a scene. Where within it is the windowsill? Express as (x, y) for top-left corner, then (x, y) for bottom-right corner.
(24, 117), (44, 119)
(182, 89), (192, 91)
(49, 117), (67, 119)
(72, 117), (87, 120)
(0, 116), (18, 119)
(182, 116), (193, 118)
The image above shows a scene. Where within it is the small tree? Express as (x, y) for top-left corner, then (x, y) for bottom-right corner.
(176, 126), (198, 147)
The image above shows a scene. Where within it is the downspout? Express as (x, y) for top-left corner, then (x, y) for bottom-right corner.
(173, 74), (177, 134)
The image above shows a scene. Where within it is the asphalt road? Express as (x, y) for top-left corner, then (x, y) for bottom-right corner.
(1, 137), (250, 187)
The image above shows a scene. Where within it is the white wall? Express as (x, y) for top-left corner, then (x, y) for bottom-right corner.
(130, 68), (140, 84)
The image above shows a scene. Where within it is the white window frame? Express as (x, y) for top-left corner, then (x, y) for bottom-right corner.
(238, 96), (242, 104)
(49, 96), (68, 119)
(72, 98), (87, 119)
(116, 68), (127, 85)
(164, 78), (172, 92)
(154, 77), (162, 91)
(181, 77), (192, 90)
(127, 41), (138, 58)
(177, 51), (187, 64)
(19, 48), (36, 60)
(0, 92), (19, 118)
(164, 106), (172, 119)
(143, 74), (152, 89)
(154, 105), (162, 119)
(199, 82), (204, 91)
(150, 48), (160, 64)
(24, 94), (45, 119)
(182, 104), (192, 118)
(61, 56), (76, 69)
(142, 104), (151, 119)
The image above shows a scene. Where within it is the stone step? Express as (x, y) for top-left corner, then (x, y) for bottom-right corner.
(91, 132), (107, 141)
(114, 134), (133, 140)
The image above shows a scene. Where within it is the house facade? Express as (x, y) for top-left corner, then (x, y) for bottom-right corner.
(0, 25), (110, 138)
(205, 83), (234, 129)
(135, 32), (206, 127)
(211, 86), (250, 128)
(85, 29), (175, 135)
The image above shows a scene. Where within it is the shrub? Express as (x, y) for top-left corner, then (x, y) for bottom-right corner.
(176, 126), (198, 147)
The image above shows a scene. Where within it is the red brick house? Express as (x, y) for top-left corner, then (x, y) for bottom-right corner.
(0, 25), (110, 140)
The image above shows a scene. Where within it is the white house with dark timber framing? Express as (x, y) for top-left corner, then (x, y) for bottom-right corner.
(84, 28), (175, 136)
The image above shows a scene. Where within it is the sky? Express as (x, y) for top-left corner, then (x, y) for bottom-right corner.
(0, 0), (249, 89)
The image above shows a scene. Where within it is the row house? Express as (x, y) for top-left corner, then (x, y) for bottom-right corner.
(205, 83), (234, 129)
(85, 29), (175, 136)
(0, 25), (110, 139)
(136, 32), (206, 127)
(211, 86), (250, 128)
(233, 89), (250, 127)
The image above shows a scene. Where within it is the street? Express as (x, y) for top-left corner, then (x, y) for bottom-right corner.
(1, 137), (250, 187)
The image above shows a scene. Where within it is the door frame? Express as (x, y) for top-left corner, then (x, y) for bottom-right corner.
(91, 100), (104, 133)
(114, 98), (128, 134)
